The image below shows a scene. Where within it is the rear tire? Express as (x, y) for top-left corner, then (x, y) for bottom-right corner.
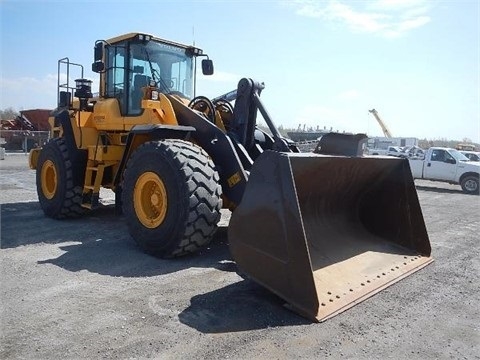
(461, 175), (479, 195)
(36, 138), (86, 218)
(122, 139), (222, 257)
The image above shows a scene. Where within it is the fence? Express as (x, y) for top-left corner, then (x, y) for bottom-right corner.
(0, 130), (50, 152)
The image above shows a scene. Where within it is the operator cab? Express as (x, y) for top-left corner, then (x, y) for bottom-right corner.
(92, 33), (213, 117)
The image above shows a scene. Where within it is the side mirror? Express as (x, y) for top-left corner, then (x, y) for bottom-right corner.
(92, 61), (105, 73)
(202, 59), (214, 75)
(94, 42), (104, 62)
(92, 41), (105, 73)
(445, 158), (456, 164)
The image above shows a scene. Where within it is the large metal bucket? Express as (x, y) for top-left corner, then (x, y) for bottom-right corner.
(228, 151), (433, 322)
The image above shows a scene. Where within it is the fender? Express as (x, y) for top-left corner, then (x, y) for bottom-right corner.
(167, 94), (250, 206)
(53, 109), (88, 186)
(113, 124), (196, 188)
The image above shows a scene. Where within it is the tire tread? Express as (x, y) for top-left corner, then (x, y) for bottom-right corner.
(122, 139), (222, 257)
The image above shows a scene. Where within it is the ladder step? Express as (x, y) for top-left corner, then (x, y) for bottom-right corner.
(83, 160), (105, 210)
(81, 192), (99, 210)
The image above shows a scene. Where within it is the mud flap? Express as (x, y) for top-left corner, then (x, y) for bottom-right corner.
(228, 151), (433, 322)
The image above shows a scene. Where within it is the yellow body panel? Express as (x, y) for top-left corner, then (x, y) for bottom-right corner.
(71, 117), (100, 150)
(91, 95), (178, 131)
(78, 109), (95, 128)
(87, 145), (125, 162)
(123, 111), (160, 129)
(29, 148), (41, 169)
(141, 94), (178, 126)
(91, 99), (125, 131)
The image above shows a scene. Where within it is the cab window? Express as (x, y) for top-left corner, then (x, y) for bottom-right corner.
(105, 44), (127, 115)
(431, 149), (446, 162)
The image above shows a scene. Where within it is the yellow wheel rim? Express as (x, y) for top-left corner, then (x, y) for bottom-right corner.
(41, 160), (57, 200)
(134, 172), (168, 228)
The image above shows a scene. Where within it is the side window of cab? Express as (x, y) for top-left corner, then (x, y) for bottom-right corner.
(105, 45), (127, 115)
(431, 149), (445, 162)
(445, 152), (455, 162)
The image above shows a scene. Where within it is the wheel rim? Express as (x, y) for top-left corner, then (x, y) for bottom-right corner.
(41, 160), (57, 199)
(465, 179), (478, 192)
(134, 172), (168, 228)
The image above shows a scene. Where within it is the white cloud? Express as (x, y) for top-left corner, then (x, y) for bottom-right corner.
(288, 0), (431, 38)
(397, 15), (430, 31)
(326, 2), (390, 33)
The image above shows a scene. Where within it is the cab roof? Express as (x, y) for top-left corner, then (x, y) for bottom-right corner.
(105, 32), (201, 52)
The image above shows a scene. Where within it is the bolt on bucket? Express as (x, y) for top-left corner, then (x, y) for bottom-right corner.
(228, 151), (433, 322)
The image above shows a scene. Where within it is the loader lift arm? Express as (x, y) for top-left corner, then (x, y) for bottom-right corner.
(167, 78), (298, 207)
(229, 78), (291, 153)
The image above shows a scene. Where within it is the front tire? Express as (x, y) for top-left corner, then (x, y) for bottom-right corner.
(36, 138), (86, 218)
(461, 175), (479, 195)
(122, 139), (222, 257)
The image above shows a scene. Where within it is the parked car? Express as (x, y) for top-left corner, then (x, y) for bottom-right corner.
(460, 151), (480, 162)
(367, 146), (405, 157)
(408, 147), (480, 194)
(401, 145), (425, 159)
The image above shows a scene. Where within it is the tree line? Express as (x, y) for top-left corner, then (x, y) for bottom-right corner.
(0, 107), (19, 120)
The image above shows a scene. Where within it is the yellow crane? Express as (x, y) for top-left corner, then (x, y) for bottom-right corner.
(369, 108), (392, 138)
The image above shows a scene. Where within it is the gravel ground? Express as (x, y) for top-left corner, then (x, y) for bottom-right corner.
(1, 153), (479, 359)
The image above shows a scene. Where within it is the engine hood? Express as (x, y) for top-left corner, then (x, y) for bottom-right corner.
(458, 161), (480, 172)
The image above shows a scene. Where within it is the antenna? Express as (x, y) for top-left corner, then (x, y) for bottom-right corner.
(192, 25), (196, 97)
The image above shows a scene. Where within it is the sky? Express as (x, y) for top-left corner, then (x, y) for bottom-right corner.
(1, 0), (479, 143)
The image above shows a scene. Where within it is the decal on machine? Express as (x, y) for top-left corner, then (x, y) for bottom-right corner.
(227, 172), (242, 187)
(94, 115), (106, 124)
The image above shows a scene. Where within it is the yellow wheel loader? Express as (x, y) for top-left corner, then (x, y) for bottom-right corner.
(29, 32), (433, 322)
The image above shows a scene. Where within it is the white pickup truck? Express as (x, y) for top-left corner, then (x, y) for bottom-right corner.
(408, 147), (480, 194)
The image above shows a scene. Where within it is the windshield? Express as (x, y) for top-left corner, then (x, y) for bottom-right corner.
(130, 41), (194, 99)
(448, 149), (470, 161)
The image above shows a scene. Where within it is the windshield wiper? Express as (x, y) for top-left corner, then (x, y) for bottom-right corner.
(143, 48), (170, 94)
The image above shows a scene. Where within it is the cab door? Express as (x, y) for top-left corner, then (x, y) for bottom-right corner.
(424, 149), (457, 181)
